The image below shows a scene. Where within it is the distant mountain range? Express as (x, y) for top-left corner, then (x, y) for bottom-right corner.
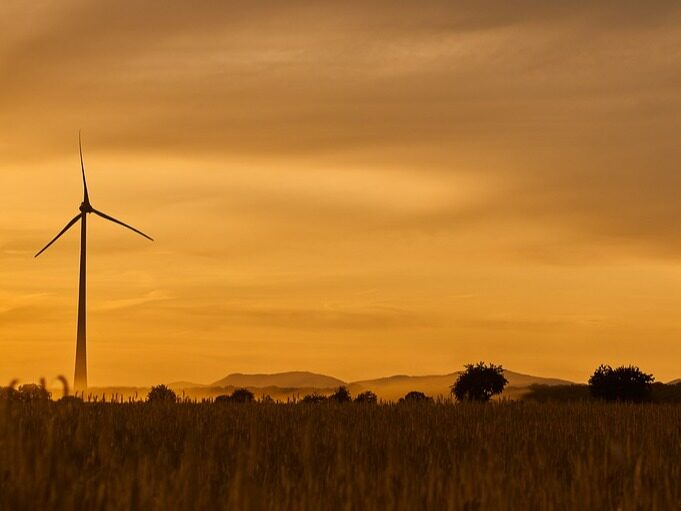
(81, 372), (681, 402)
(167, 370), (574, 402)
(212, 371), (345, 389)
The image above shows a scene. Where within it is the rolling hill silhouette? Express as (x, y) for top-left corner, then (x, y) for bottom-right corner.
(212, 371), (346, 389)
(79, 370), (575, 402)
(198, 369), (573, 402)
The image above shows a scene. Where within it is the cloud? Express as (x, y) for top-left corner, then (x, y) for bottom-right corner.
(160, 303), (435, 330)
(2, 0), (680, 264)
(455, 316), (568, 333)
(96, 290), (171, 312)
(2, 1), (680, 156)
(0, 292), (51, 315)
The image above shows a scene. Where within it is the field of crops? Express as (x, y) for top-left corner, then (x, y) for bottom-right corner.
(1, 400), (679, 510)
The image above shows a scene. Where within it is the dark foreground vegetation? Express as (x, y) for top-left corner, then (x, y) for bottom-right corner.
(1, 399), (681, 510)
(524, 381), (681, 403)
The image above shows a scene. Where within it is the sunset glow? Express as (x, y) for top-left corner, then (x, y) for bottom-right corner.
(2, 1), (681, 385)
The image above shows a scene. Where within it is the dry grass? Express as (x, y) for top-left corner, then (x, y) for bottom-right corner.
(0, 400), (679, 510)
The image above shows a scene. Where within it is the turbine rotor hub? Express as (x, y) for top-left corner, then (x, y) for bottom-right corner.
(80, 202), (92, 213)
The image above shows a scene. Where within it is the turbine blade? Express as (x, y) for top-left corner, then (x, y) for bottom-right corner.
(79, 131), (89, 203)
(91, 208), (154, 241)
(34, 214), (82, 258)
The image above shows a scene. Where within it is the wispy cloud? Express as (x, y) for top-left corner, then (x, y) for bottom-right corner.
(96, 290), (171, 312)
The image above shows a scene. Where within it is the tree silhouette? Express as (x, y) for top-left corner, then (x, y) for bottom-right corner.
(399, 391), (433, 403)
(230, 388), (255, 403)
(147, 384), (177, 403)
(59, 395), (84, 405)
(18, 384), (51, 402)
(301, 392), (327, 404)
(354, 390), (378, 404)
(329, 386), (352, 403)
(0, 387), (19, 402)
(588, 365), (654, 402)
(451, 362), (508, 402)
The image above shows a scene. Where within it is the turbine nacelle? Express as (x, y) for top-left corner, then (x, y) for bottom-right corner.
(34, 133), (153, 257)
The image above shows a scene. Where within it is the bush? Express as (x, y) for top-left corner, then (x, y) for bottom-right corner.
(451, 362), (508, 402)
(17, 384), (51, 402)
(0, 386), (19, 402)
(58, 395), (84, 405)
(215, 388), (255, 403)
(588, 364), (654, 402)
(354, 390), (378, 404)
(301, 392), (327, 404)
(522, 384), (591, 403)
(213, 388), (255, 403)
(399, 391), (433, 403)
(329, 386), (352, 403)
(230, 388), (255, 403)
(650, 382), (681, 403)
(147, 384), (177, 403)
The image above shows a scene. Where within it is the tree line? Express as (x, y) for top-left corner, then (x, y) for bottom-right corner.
(144, 362), (665, 404)
(0, 363), (672, 404)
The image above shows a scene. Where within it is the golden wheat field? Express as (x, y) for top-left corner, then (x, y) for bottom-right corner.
(0, 400), (679, 510)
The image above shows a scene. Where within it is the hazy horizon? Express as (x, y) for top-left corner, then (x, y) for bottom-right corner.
(3, 1), (681, 386)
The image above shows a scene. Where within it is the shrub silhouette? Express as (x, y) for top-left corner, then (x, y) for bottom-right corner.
(301, 392), (327, 404)
(329, 386), (352, 403)
(649, 382), (681, 403)
(147, 384), (177, 403)
(522, 384), (591, 403)
(18, 384), (51, 402)
(59, 395), (84, 405)
(0, 387), (19, 402)
(215, 388), (254, 403)
(230, 388), (255, 403)
(588, 364), (654, 402)
(399, 391), (433, 403)
(354, 390), (378, 404)
(451, 362), (508, 402)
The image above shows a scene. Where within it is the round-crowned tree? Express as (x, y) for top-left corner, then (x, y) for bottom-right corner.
(354, 390), (378, 404)
(230, 388), (255, 403)
(0, 387), (19, 402)
(588, 365), (654, 402)
(18, 384), (52, 402)
(301, 392), (327, 404)
(451, 362), (508, 402)
(399, 391), (433, 403)
(147, 384), (177, 403)
(329, 386), (352, 403)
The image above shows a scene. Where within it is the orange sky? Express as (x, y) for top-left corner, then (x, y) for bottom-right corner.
(2, 1), (681, 385)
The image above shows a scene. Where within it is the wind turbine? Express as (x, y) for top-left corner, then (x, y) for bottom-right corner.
(35, 133), (153, 394)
